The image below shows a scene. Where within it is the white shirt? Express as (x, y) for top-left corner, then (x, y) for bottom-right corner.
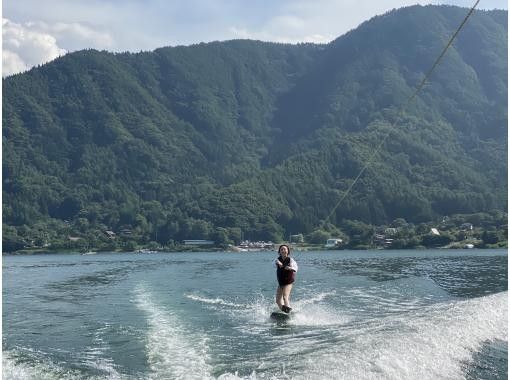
(274, 257), (298, 272)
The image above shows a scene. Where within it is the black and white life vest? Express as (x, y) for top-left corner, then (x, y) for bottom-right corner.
(275, 256), (298, 286)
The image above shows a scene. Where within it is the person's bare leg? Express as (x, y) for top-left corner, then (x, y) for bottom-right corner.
(282, 284), (293, 308)
(275, 286), (284, 310)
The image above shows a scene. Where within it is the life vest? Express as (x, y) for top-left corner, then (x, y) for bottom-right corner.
(276, 256), (297, 286)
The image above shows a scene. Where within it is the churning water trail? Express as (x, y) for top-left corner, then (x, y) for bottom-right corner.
(283, 292), (507, 379)
(134, 284), (214, 379)
(183, 288), (507, 379)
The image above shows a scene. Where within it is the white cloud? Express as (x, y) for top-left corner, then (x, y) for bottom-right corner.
(3, 18), (67, 76)
(2, 50), (28, 76)
(27, 21), (114, 51)
(228, 13), (335, 44)
(229, 0), (433, 45)
(2, 18), (114, 76)
(228, 25), (332, 44)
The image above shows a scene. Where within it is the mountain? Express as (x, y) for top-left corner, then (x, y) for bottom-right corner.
(3, 5), (507, 248)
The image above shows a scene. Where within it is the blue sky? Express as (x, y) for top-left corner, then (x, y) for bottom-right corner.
(2, 0), (507, 76)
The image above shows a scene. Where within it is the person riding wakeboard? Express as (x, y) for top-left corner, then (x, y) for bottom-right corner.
(274, 244), (298, 313)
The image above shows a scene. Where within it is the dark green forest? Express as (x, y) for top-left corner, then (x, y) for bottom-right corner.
(3, 5), (508, 252)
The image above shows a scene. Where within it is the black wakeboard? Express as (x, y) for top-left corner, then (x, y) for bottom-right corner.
(270, 311), (291, 321)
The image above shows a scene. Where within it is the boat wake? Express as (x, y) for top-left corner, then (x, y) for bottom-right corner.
(284, 291), (508, 379)
(5, 287), (505, 380)
(181, 288), (507, 379)
(133, 285), (213, 379)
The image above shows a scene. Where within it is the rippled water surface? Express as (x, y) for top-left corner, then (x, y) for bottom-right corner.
(3, 249), (508, 379)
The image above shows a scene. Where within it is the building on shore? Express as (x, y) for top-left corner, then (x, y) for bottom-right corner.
(183, 240), (215, 246)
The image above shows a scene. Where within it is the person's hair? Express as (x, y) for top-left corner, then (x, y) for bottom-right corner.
(278, 244), (291, 255)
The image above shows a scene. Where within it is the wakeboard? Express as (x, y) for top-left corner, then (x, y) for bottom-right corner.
(270, 311), (291, 322)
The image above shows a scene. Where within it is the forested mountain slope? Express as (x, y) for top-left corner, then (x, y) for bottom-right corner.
(3, 5), (507, 248)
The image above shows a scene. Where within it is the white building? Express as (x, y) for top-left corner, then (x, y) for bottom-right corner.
(325, 238), (343, 248)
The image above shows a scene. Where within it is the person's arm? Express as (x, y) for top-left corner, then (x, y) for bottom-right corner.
(285, 258), (298, 272)
(275, 258), (283, 268)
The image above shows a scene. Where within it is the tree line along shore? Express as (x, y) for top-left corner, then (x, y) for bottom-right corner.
(4, 211), (506, 254)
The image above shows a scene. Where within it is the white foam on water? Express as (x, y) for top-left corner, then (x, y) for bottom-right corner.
(2, 349), (123, 380)
(2, 350), (71, 380)
(134, 285), (214, 379)
(246, 294), (276, 323)
(185, 293), (244, 308)
(224, 291), (351, 330)
(81, 323), (123, 379)
(289, 302), (353, 326)
(186, 290), (346, 328)
(85, 360), (123, 380)
(288, 291), (352, 326)
(188, 292), (271, 325)
(7, 286), (505, 380)
(216, 371), (263, 379)
(294, 290), (337, 306)
(3, 348), (125, 380)
(343, 281), (443, 314)
(289, 291), (508, 380)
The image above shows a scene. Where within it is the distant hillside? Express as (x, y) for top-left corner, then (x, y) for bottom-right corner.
(3, 5), (507, 248)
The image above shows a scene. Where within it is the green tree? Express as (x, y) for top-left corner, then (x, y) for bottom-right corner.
(421, 233), (453, 248)
(306, 230), (330, 244)
(211, 227), (231, 247)
(482, 230), (499, 245)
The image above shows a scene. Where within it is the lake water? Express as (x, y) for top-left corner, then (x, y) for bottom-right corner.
(3, 249), (508, 379)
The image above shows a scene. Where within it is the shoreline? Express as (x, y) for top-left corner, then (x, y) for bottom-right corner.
(3, 244), (507, 256)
